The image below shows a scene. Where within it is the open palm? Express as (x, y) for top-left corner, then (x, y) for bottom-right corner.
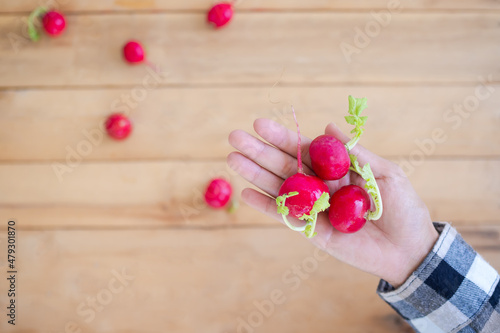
(228, 118), (439, 287)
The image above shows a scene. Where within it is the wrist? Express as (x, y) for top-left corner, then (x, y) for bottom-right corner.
(385, 225), (440, 288)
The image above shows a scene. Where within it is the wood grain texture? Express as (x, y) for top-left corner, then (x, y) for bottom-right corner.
(2, 0), (500, 12)
(1, 1), (499, 331)
(0, 160), (498, 228)
(0, 227), (498, 332)
(0, 86), (499, 162)
(1, 13), (500, 87)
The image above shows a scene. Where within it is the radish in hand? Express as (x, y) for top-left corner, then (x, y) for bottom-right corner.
(329, 154), (383, 233)
(309, 134), (349, 180)
(328, 185), (370, 233)
(276, 108), (330, 238)
(28, 7), (66, 41)
(207, 2), (234, 28)
(308, 96), (382, 233)
(309, 96), (368, 180)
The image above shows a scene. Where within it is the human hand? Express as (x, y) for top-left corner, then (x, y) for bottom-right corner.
(227, 118), (439, 287)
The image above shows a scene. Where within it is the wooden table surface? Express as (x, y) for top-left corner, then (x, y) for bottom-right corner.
(1, 1), (500, 332)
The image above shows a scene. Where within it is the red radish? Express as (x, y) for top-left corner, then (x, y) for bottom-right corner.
(207, 2), (234, 28)
(122, 40), (160, 73)
(105, 113), (132, 140)
(329, 185), (370, 233)
(204, 178), (233, 209)
(328, 154), (383, 233)
(276, 108), (330, 238)
(278, 174), (329, 219)
(123, 41), (145, 64)
(28, 7), (66, 41)
(309, 135), (350, 180)
(309, 96), (368, 181)
(42, 11), (66, 36)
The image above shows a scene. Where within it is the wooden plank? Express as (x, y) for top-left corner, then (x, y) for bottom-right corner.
(0, 160), (498, 228)
(0, 86), (499, 162)
(407, 160), (500, 225)
(0, 227), (498, 332)
(1, 13), (499, 86)
(0, 160), (269, 228)
(2, 0), (500, 13)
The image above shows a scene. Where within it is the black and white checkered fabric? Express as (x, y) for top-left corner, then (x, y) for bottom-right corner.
(377, 222), (500, 332)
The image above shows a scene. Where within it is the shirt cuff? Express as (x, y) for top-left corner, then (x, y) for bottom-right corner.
(377, 222), (500, 333)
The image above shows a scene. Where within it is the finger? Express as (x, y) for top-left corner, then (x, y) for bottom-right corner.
(253, 118), (313, 170)
(227, 152), (282, 198)
(324, 122), (350, 143)
(324, 122), (396, 178)
(241, 188), (281, 222)
(228, 129), (313, 179)
(241, 188), (307, 230)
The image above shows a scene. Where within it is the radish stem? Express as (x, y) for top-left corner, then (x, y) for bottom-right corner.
(298, 192), (330, 238)
(276, 191), (330, 237)
(291, 106), (304, 174)
(28, 7), (47, 42)
(349, 154), (383, 220)
(276, 107), (330, 238)
(344, 96), (368, 152)
(276, 192), (307, 232)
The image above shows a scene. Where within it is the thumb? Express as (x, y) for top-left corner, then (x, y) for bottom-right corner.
(324, 122), (394, 178)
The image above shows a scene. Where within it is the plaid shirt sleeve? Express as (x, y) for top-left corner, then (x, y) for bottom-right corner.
(377, 222), (500, 332)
